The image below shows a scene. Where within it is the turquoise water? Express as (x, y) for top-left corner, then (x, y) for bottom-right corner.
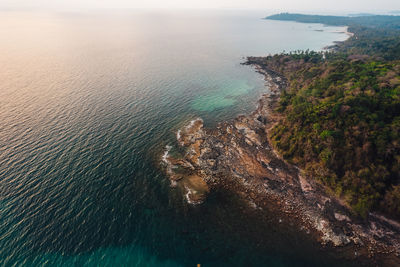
(0, 9), (355, 266)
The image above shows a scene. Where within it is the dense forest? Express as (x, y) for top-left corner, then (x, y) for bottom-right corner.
(260, 14), (400, 219)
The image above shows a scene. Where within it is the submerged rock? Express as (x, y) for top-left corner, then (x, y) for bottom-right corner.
(183, 175), (209, 204)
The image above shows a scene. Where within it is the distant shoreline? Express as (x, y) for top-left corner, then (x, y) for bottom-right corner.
(320, 26), (354, 51)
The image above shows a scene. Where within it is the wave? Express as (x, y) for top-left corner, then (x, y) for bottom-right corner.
(161, 145), (172, 164)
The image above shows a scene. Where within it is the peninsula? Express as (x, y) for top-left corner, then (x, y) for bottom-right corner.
(163, 13), (400, 265)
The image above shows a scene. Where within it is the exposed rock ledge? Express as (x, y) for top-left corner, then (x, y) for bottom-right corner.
(162, 58), (400, 265)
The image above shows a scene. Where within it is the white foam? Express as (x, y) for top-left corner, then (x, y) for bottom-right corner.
(184, 186), (201, 205)
(177, 118), (203, 146)
(185, 118), (203, 131)
(161, 145), (172, 164)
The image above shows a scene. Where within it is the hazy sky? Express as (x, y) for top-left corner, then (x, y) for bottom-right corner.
(2, 0), (400, 13)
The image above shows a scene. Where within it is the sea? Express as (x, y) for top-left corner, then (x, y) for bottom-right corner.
(0, 9), (355, 266)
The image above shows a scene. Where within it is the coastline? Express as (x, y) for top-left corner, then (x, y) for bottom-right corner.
(243, 58), (400, 264)
(163, 57), (400, 265)
(344, 26), (355, 38)
(323, 25), (354, 51)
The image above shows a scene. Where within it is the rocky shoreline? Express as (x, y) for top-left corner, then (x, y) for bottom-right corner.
(162, 57), (400, 266)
